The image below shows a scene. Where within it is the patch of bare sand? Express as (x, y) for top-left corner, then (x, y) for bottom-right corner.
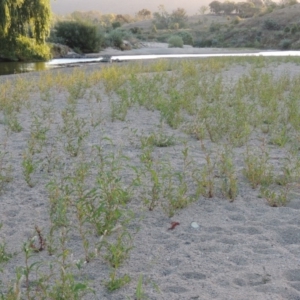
(85, 43), (260, 58)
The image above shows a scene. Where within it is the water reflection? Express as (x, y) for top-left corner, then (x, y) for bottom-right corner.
(0, 61), (47, 76)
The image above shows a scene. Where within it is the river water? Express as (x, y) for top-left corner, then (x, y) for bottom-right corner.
(1, 50), (300, 76)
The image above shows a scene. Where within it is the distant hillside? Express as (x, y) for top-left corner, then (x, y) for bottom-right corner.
(212, 3), (300, 49)
(49, 0), (299, 52)
(50, 0), (243, 15)
(121, 3), (300, 50)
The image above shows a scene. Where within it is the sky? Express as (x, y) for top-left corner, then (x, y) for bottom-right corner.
(50, 0), (216, 15)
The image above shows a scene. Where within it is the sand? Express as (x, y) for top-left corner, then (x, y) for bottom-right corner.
(86, 43), (260, 58)
(0, 57), (300, 300)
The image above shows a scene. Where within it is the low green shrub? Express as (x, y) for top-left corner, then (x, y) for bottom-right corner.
(279, 39), (292, 50)
(105, 29), (133, 49)
(168, 35), (183, 48)
(175, 31), (194, 45)
(112, 22), (121, 29)
(106, 29), (123, 48)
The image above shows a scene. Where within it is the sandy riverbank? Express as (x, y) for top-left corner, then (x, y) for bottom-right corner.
(84, 43), (261, 58)
(0, 58), (300, 299)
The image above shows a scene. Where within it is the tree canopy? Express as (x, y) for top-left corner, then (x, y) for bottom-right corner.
(0, 0), (51, 61)
(153, 6), (187, 29)
(136, 9), (152, 20)
(0, 0), (51, 43)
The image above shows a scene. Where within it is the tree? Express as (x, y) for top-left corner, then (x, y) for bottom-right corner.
(0, 0), (51, 43)
(99, 14), (117, 29)
(153, 5), (170, 29)
(0, 0), (51, 60)
(247, 0), (264, 7)
(236, 1), (256, 17)
(199, 5), (209, 15)
(136, 9), (152, 20)
(115, 14), (129, 24)
(170, 8), (188, 28)
(209, 1), (223, 14)
(222, 1), (236, 15)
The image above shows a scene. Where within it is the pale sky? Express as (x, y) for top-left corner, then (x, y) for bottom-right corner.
(51, 0), (218, 15)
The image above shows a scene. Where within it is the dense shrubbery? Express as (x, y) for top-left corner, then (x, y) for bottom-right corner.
(168, 35), (183, 48)
(54, 21), (104, 53)
(0, 36), (51, 61)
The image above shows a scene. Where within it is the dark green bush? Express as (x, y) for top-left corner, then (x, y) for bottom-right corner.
(130, 27), (142, 34)
(55, 21), (103, 53)
(112, 22), (121, 29)
(47, 30), (65, 44)
(263, 19), (280, 30)
(175, 31), (194, 45)
(194, 38), (213, 47)
(209, 22), (222, 33)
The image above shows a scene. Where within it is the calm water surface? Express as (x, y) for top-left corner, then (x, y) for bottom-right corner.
(0, 61), (48, 76)
(1, 51), (300, 76)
